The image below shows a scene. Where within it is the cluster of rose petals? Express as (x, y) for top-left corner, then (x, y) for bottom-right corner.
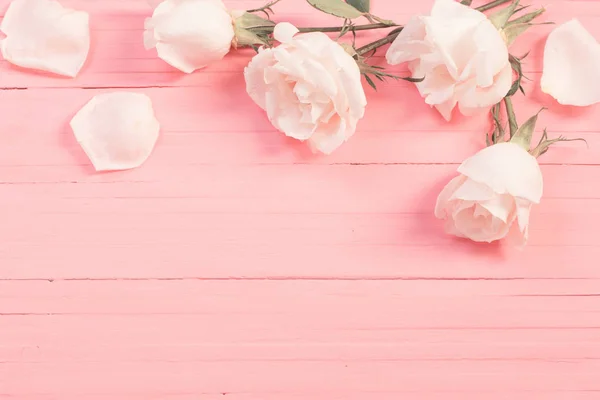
(244, 23), (367, 155)
(386, 0), (512, 121)
(435, 143), (543, 244)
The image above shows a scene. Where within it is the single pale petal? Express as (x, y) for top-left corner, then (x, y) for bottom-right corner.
(478, 214), (512, 242)
(264, 84), (314, 141)
(458, 142), (543, 203)
(458, 62), (512, 116)
(385, 16), (428, 65)
(451, 178), (496, 202)
(410, 62), (457, 121)
(293, 31), (336, 59)
(143, 20), (159, 50)
(433, 98), (458, 122)
(514, 198), (532, 240)
(308, 117), (348, 155)
(478, 194), (515, 223)
(329, 40), (367, 120)
(424, 0), (489, 76)
(70, 92), (161, 172)
(434, 175), (467, 219)
(146, 0), (234, 73)
(0, 0), (90, 77)
(463, 15), (509, 86)
(453, 203), (512, 243)
(273, 22), (299, 44)
(541, 19), (600, 106)
(244, 47), (276, 110)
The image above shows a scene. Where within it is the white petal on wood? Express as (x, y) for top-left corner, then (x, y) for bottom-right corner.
(0, 0), (90, 77)
(541, 19), (600, 106)
(70, 93), (161, 172)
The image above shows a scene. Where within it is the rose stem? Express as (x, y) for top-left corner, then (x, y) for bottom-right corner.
(355, 28), (403, 56)
(246, 0), (283, 14)
(503, 97), (518, 138)
(297, 23), (398, 33)
(475, 0), (513, 12)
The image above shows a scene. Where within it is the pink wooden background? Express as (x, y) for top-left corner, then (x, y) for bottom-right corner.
(2, 0), (600, 398)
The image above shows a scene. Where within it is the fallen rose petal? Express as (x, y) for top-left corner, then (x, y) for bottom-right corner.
(541, 19), (600, 106)
(0, 0), (90, 77)
(70, 93), (161, 171)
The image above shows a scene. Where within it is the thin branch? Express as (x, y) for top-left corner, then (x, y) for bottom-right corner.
(355, 30), (402, 56)
(247, 0), (283, 14)
(297, 23), (398, 33)
(503, 97), (518, 138)
(475, 0), (512, 13)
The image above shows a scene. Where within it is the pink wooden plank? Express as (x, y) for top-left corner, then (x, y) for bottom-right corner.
(0, 86), (596, 169)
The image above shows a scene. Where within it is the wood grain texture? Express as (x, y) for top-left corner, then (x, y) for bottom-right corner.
(1, 0), (600, 398)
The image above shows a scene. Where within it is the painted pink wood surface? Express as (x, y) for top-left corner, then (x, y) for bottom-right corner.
(2, 0), (600, 398)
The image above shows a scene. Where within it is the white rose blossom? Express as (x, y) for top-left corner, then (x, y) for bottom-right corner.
(244, 22), (367, 155)
(144, 0), (236, 73)
(385, 0), (512, 121)
(435, 142), (543, 244)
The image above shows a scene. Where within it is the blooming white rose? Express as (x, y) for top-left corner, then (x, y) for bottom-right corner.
(435, 142), (543, 244)
(385, 0), (512, 121)
(144, 0), (235, 73)
(244, 22), (367, 155)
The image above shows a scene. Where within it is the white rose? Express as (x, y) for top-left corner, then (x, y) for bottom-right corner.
(385, 0), (512, 121)
(144, 0), (235, 73)
(244, 23), (367, 155)
(435, 142), (543, 244)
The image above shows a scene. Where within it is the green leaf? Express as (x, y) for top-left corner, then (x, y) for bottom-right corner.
(234, 27), (269, 47)
(234, 12), (275, 29)
(489, 0), (519, 29)
(306, 0), (364, 19)
(506, 55), (523, 97)
(503, 22), (532, 46)
(531, 130), (588, 157)
(503, 97), (518, 138)
(364, 74), (377, 90)
(490, 103), (505, 144)
(510, 108), (545, 150)
(346, 0), (369, 12)
(507, 7), (545, 26)
(402, 76), (424, 83)
(460, 0), (473, 5)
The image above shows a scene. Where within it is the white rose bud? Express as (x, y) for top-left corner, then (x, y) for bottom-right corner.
(244, 23), (367, 155)
(144, 0), (235, 73)
(435, 142), (543, 244)
(386, 0), (512, 121)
